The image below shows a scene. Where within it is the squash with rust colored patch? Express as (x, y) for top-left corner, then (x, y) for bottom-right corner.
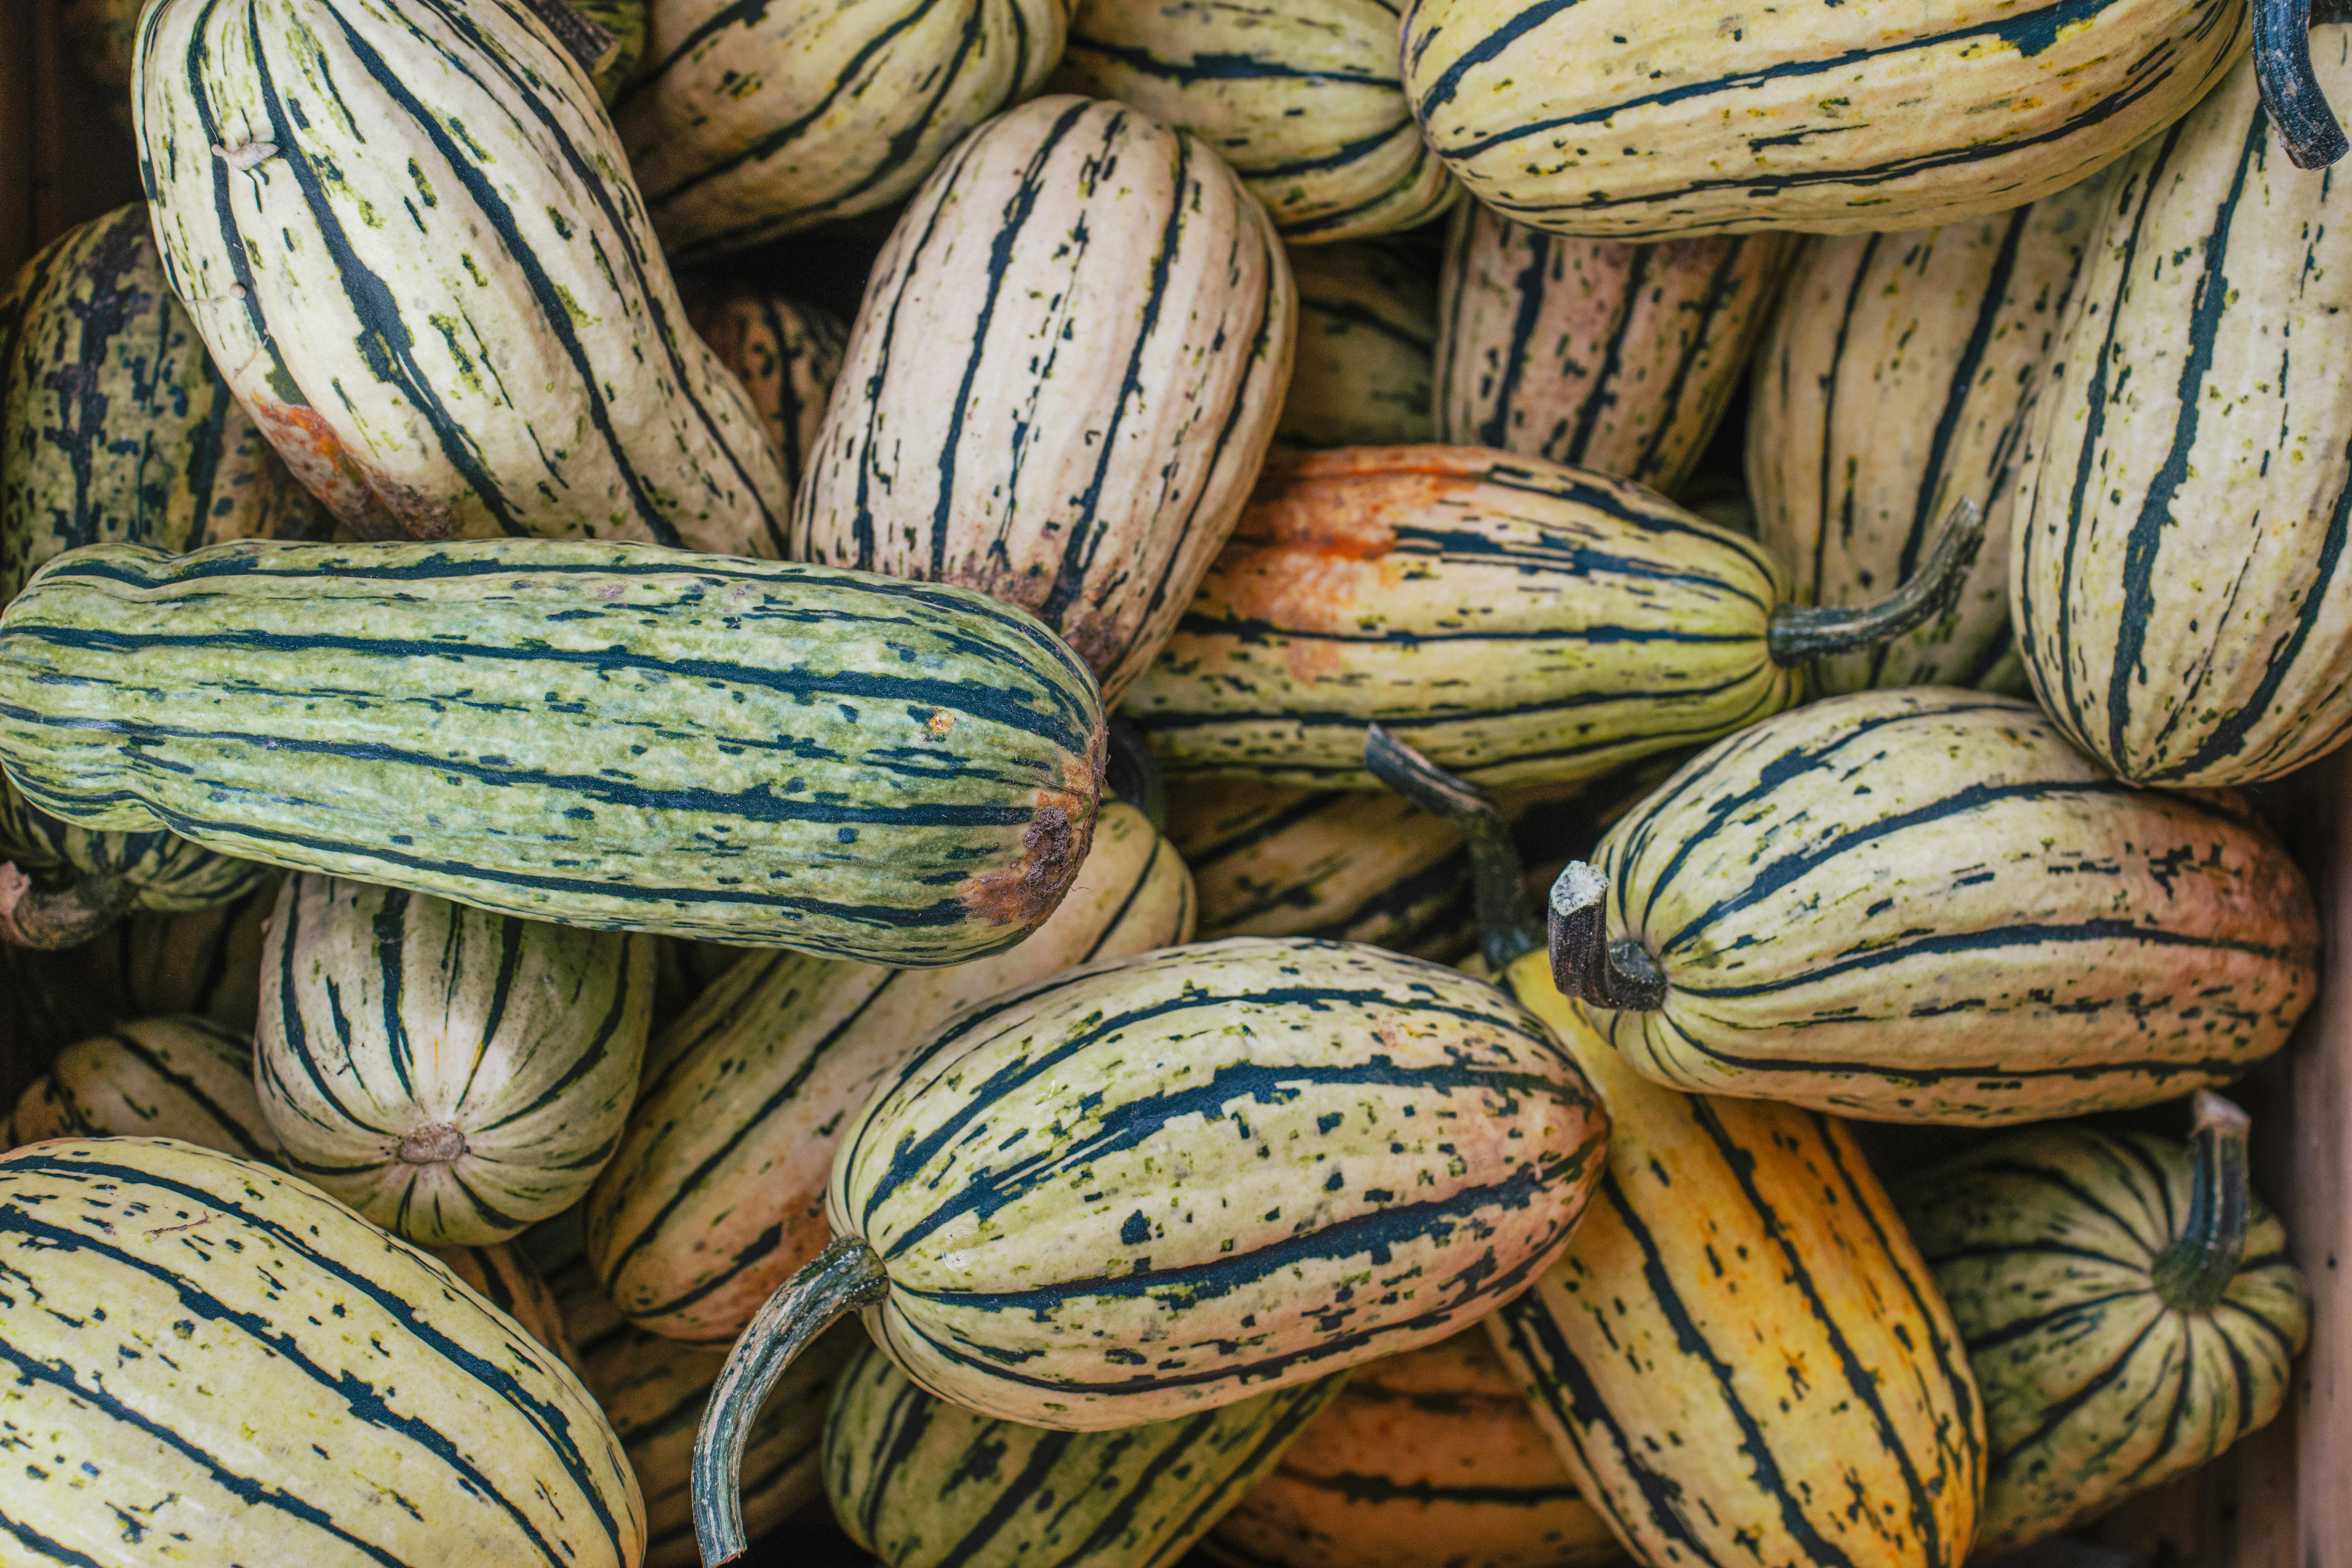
(1203, 1327), (1620, 1568)
(1436, 207), (1786, 496)
(1277, 239), (1439, 452)
(793, 95), (1293, 703)
(1123, 445), (1982, 789)
(687, 287), (846, 495)
(0, 769), (271, 949)
(8, 1014), (276, 1161)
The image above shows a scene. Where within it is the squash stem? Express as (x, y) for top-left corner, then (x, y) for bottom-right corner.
(0, 864), (130, 949)
(1765, 497), (1983, 666)
(2256, 0), (2350, 170)
(1546, 863), (1667, 1011)
(2150, 1090), (2254, 1315)
(1106, 717), (1168, 832)
(1363, 725), (1540, 971)
(693, 1236), (890, 1564)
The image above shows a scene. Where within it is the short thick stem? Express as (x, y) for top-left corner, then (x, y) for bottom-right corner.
(2150, 1089), (2254, 1315)
(693, 1236), (890, 1565)
(0, 863), (131, 949)
(2256, 0), (2351, 171)
(1363, 726), (1540, 971)
(1546, 863), (1667, 1011)
(1106, 717), (1168, 833)
(1766, 498), (1984, 666)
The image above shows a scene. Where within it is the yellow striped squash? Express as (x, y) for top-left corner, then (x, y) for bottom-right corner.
(1203, 1327), (1620, 1568)
(136, 0), (790, 552)
(1551, 688), (2320, 1123)
(1897, 1093), (2307, 1555)
(1278, 239), (1440, 452)
(1752, 173), (2112, 696)
(7, 1014), (276, 1161)
(257, 873), (655, 1246)
(687, 287), (846, 495)
(587, 799), (1193, 1342)
(433, 1240), (582, 1371)
(1437, 207), (1787, 496)
(2013, 33), (2352, 786)
(1398, 0), (2249, 239)
(1051, 0), (1451, 242)
(0, 1136), (645, 1566)
(116, 875), (279, 1028)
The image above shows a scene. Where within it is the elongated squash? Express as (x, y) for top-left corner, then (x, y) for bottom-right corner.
(1203, 1327), (1619, 1568)
(0, 1136), (645, 1566)
(8, 1014), (276, 1161)
(829, 1338), (1347, 1568)
(0, 770), (269, 948)
(1752, 175), (2111, 696)
(588, 799), (1192, 1342)
(1898, 1092), (2307, 1555)
(433, 1240), (581, 1370)
(0, 537), (1106, 961)
(1547, 688), (2319, 1123)
(1398, 0), (2249, 238)
(116, 875), (278, 1027)
(1123, 446), (1980, 789)
(1052, 0), (1450, 242)
(0, 203), (330, 606)
(1365, 729), (1984, 1568)
(687, 287), (846, 495)
(136, 0), (790, 553)
(793, 95), (1294, 702)
(1279, 240), (1439, 451)
(2014, 36), (2352, 785)
(1437, 208), (1785, 495)
(257, 872), (653, 1246)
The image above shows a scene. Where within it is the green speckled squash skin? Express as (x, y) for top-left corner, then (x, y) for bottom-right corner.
(569, 0), (648, 100)
(0, 767), (271, 916)
(0, 537), (1107, 962)
(827, 1338), (1348, 1568)
(7, 1014), (276, 1161)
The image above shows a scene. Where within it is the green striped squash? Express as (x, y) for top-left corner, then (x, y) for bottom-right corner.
(433, 1240), (582, 1370)
(619, 0), (1069, 262)
(587, 799), (1193, 1342)
(0, 537), (1107, 961)
(0, 769), (271, 947)
(1552, 687), (2320, 1123)
(792, 95), (1295, 703)
(256, 872), (654, 1246)
(7, 1014), (277, 1162)
(0, 1136), (645, 1566)
(687, 287), (846, 495)
(1398, 0), (2246, 239)
(1202, 1328), (1620, 1568)
(1051, 0), (1450, 242)
(0, 203), (330, 605)
(1897, 1093), (2308, 1555)
(570, 0), (648, 100)
(1436, 208), (1786, 496)
(135, 0), (791, 554)
(116, 875), (279, 1028)
(1278, 240), (1439, 451)
(827, 1337), (1348, 1568)
(2014, 35), (2352, 786)
(1751, 174), (2112, 696)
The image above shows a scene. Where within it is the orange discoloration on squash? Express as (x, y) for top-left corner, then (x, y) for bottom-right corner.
(957, 733), (1107, 930)
(243, 397), (461, 540)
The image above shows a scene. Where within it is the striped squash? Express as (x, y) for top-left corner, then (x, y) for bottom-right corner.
(618, 0), (1068, 263)
(571, 0), (648, 101)
(0, 770), (270, 948)
(0, 1136), (644, 1566)
(116, 875), (279, 1028)
(1397, 0), (2247, 239)
(1278, 239), (1440, 452)
(7, 1014), (277, 1162)
(136, 0), (791, 554)
(0, 203), (330, 605)
(1123, 445), (1978, 789)
(1051, 0), (1450, 242)
(0, 537), (1107, 961)
(1202, 1327), (1619, 1568)
(687, 287), (847, 495)
(827, 1338), (1348, 1568)
(1752, 174), (2112, 696)
(1898, 1092), (2307, 1554)
(792, 95), (1295, 702)
(586, 799), (1193, 1342)
(433, 1240), (582, 1370)
(256, 872), (653, 1246)
(2014, 35), (2352, 786)
(1549, 687), (2320, 1123)
(1436, 208), (1786, 496)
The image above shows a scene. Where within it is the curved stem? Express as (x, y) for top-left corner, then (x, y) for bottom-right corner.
(2256, 0), (2350, 171)
(1363, 725), (1540, 971)
(2150, 1089), (2254, 1314)
(1766, 497), (1984, 666)
(0, 863), (130, 949)
(1546, 863), (1667, 1012)
(1105, 717), (1168, 833)
(693, 1236), (890, 1564)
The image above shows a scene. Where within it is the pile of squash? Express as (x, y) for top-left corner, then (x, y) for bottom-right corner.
(0, 0), (2341, 1563)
